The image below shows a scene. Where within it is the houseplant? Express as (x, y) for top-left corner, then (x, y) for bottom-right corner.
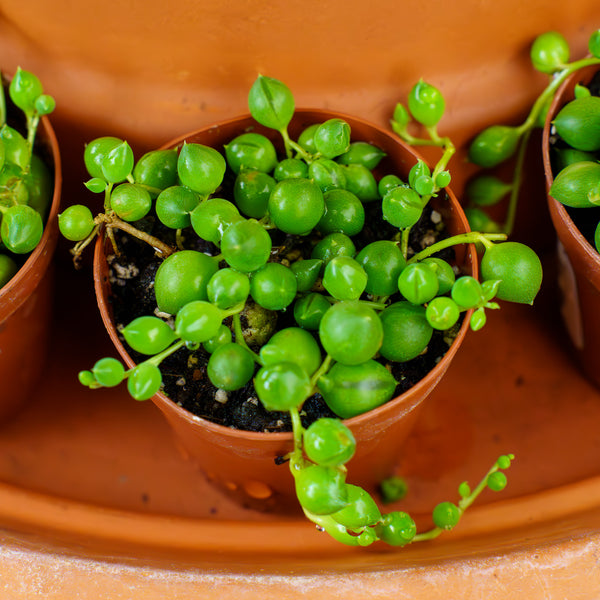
(463, 29), (600, 235)
(0, 67), (61, 419)
(59, 76), (541, 546)
(544, 52), (600, 386)
(462, 28), (600, 386)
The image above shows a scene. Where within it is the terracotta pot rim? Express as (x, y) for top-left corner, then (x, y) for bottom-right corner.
(542, 63), (600, 267)
(0, 113), (62, 305)
(94, 108), (476, 442)
(163, 108), (425, 154)
(2, 471), (600, 558)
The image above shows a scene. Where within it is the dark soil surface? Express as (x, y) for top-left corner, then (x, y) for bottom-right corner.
(106, 186), (462, 433)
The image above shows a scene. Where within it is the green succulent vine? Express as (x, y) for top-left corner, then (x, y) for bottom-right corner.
(0, 67), (56, 288)
(59, 73), (543, 547)
(462, 28), (600, 237)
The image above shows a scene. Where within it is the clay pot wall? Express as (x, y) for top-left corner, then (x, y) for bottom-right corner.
(0, 112), (62, 419)
(543, 64), (600, 387)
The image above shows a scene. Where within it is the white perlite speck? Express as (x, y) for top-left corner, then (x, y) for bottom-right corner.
(215, 389), (228, 404)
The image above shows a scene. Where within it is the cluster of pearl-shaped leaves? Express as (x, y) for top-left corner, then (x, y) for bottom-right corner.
(463, 28), (600, 240)
(64, 74), (542, 547)
(0, 67), (56, 288)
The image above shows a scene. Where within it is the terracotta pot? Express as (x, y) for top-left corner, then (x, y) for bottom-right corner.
(0, 106), (62, 420)
(542, 64), (600, 388)
(94, 109), (477, 511)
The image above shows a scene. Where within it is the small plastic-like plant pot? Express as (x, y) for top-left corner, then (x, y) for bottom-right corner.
(94, 110), (477, 512)
(0, 114), (62, 420)
(543, 64), (600, 389)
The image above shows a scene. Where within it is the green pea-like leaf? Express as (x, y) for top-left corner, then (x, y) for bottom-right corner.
(408, 160), (430, 189)
(379, 302), (432, 363)
(397, 262), (439, 304)
(174, 300), (224, 344)
(156, 185), (199, 229)
(294, 464), (349, 516)
(313, 119), (351, 159)
(78, 370), (96, 387)
(407, 80), (445, 127)
(487, 471), (508, 492)
(469, 307), (487, 331)
(84, 137), (122, 180)
(550, 161), (600, 208)
(330, 485), (382, 530)
(303, 418), (356, 467)
(595, 220), (600, 254)
(259, 327), (321, 377)
(382, 186), (422, 229)
(322, 255), (367, 301)
(468, 125), (520, 168)
(319, 359), (398, 419)
(432, 501), (461, 530)
(464, 207), (502, 234)
(101, 141), (134, 183)
(530, 31), (570, 74)
(425, 296), (460, 331)
(122, 316), (177, 355)
(435, 170), (451, 188)
(554, 96), (600, 152)
(552, 147), (597, 173)
(0, 124), (30, 170)
(497, 454), (514, 469)
(34, 94), (56, 116)
(378, 511), (416, 547)
(127, 363), (163, 401)
(0, 253), (18, 288)
(291, 258), (323, 292)
(84, 178), (108, 193)
(207, 343), (255, 391)
(336, 141), (386, 170)
(58, 204), (95, 242)
(451, 276), (484, 309)
(574, 84), (592, 100)
(0, 204), (43, 254)
(589, 29), (600, 59)
(481, 279), (501, 302)
(465, 175), (512, 207)
(379, 476), (409, 504)
(458, 482), (471, 499)
(133, 148), (178, 193)
(254, 362), (312, 412)
(9, 67), (43, 115)
(248, 75), (295, 131)
(177, 142), (226, 196)
(480, 241), (543, 305)
(390, 102), (410, 135)
(414, 174), (434, 196)
(92, 357), (125, 388)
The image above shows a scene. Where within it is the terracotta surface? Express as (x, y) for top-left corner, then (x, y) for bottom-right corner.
(542, 65), (600, 389)
(1, 3), (600, 596)
(2, 248), (600, 596)
(0, 111), (62, 420)
(93, 109), (476, 511)
(0, 1), (599, 206)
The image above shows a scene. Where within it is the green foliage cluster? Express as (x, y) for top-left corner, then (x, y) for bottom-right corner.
(0, 68), (55, 288)
(60, 75), (542, 547)
(464, 28), (600, 242)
